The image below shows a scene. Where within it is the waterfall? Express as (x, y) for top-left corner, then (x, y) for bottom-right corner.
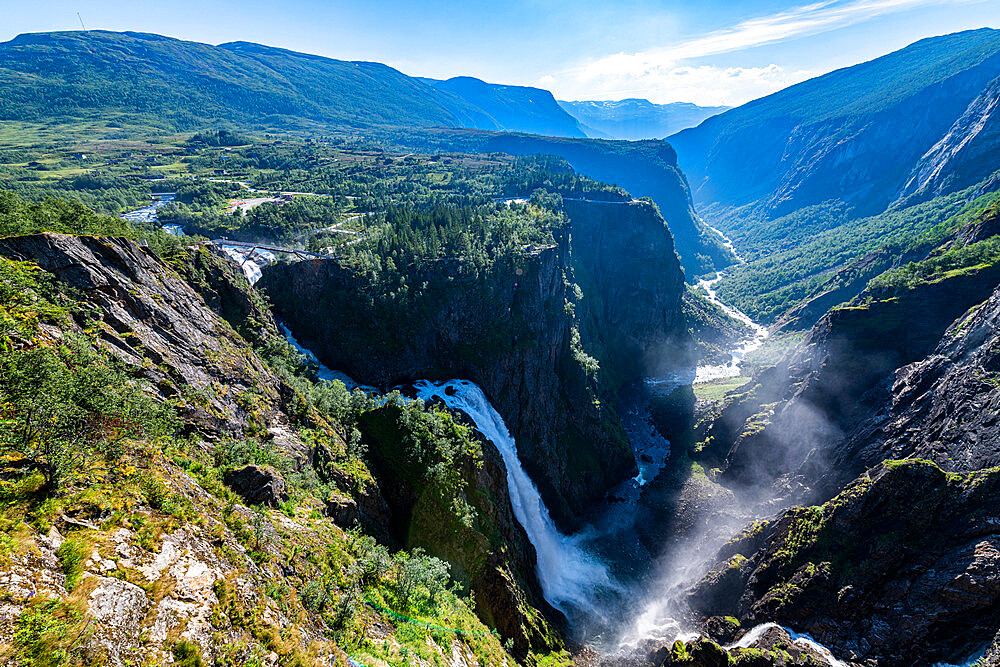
(414, 379), (619, 619)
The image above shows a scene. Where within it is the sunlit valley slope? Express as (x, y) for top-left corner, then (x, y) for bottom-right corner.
(3, 24), (1000, 667)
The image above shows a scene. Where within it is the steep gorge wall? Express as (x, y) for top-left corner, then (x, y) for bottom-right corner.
(701, 253), (1000, 505)
(564, 198), (688, 384)
(259, 199), (687, 530)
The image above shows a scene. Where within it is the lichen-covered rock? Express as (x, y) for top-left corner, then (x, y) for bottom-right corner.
(323, 492), (359, 526)
(87, 576), (151, 661)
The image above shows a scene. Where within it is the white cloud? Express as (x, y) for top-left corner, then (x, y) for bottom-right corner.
(544, 0), (979, 105)
(549, 63), (816, 107)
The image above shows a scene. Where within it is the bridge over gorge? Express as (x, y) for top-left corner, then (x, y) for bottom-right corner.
(207, 239), (328, 261)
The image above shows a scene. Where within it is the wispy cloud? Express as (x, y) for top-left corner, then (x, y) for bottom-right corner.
(545, 0), (979, 105)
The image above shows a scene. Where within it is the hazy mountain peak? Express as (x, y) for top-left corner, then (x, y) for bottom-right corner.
(558, 98), (729, 140)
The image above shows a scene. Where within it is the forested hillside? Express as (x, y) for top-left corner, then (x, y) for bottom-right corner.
(0, 31), (583, 137)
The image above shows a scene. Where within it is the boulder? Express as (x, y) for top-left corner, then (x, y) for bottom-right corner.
(223, 465), (288, 506)
(324, 493), (359, 526)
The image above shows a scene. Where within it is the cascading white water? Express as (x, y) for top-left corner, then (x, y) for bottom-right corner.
(279, 323), (377, 393)
(727, 623), (848, 667)
(414, 379), (619, 619)
(694, 272), (769, 383)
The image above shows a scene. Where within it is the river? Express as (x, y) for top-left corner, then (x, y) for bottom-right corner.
(693, 271), (769, 382)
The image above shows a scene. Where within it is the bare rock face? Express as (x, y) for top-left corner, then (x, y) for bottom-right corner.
(87, 576), (152, 662)
(899, 73), (1000, 201)
(0, 233), (290, 438)
(835, 284), (1000, 475)
(224, 465), (289, 506)
(564, 199), (688, 381)
(690, 461), (1000, 666)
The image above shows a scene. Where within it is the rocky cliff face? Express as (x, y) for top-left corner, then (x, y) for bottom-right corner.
(260, 199), (687, 530)
(833, 278), (1000, 478)
(0, 234), (295, 439)
(690, 460), (1000, 666)
(564, 198), (688, 384)
(473, 133), (733, 276)
(706, 258), (1000, 497)
(359, 402), (561, 655)
(899, 73), (1000, 202)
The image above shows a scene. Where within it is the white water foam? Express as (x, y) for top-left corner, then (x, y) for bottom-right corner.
(218, 245), (278, 284)
(694, 271), (768, 383)
(414, 379), (620, 619)
(727, 623), (848, 667)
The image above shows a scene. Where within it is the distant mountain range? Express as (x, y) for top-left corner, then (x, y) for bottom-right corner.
(0, 30), (586, 137)
(668, 27), (1000, 220)
(558, 99), (728, 140)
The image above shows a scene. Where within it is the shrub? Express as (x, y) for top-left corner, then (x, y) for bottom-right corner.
(395, 548), (451, 611)
(0, 338), (178, 493)
(11, 597), (91, 666)
(55, 537), (87, 592)
(300, 580), (329, 612)
(172, 639), (206, 667)
(212, 438), (279, 471)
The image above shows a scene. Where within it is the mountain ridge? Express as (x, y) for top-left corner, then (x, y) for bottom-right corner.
(0, 30), (584, 137)
(559, 98), (728, 140)
(669, 27), (1000, 218)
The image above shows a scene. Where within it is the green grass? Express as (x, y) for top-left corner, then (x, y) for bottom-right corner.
(694, 376), (751, 404)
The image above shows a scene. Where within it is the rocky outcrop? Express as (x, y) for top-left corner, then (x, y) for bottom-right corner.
(708, 258), (1000, 496)
(223, 465), (289, 506)
(260, 199), (687, 529)
(166, 243), (282, 350)
(833, 280), (1000, 477)
(690, 460), (1000, 666)
(0, 233), (292, 439)
(594, 627), (837, 666)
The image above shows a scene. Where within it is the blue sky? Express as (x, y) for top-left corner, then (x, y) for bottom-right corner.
(5, 0), (1000, 106)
